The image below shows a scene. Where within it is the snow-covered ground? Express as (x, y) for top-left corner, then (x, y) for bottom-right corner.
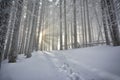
(0, 46), (120, 80)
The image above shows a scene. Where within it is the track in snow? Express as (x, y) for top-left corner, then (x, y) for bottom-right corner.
(43, 51), (120, 80)
(43, 51), (86, 80)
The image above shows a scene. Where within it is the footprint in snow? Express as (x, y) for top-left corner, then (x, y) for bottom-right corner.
(68, 72), (84, 80)
(58, 63), (84, 80)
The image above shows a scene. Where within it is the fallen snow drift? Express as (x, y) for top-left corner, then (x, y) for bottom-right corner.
(0, 46), (120, 80)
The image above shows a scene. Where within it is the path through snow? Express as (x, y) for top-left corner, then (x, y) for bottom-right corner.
(0, 46), (120, 80)
(43, 50), (120, 80)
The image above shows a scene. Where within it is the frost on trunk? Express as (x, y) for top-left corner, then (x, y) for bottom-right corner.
(0, 0), (12, 65)
(25, 0), (36, 58)
(8, 0), (23, 63)
(101, 0), (120, 46)
(101, 0), (110, 45)
(107, 0), (120, 46)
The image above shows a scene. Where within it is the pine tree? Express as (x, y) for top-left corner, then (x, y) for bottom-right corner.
(64, 0), (67, 49)
(73, 0), (77, 48)
(59, 0), (63, 50)
(0, 0), (12, 65)
(8, 0), (23, 63)
(101, 0), (110, 45)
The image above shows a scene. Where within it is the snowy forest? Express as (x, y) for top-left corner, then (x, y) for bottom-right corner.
(0, 0), (120, 80)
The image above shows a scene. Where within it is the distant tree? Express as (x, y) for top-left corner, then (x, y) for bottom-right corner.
(83, 0), (87, 47)
(64, 0), (67, 49)
(80, 0), (85, 47)
(59, 0), (63, 50)
(36, 0), (44, 50)
(86, 0), (92, 46)
(73, 0), (77, 48)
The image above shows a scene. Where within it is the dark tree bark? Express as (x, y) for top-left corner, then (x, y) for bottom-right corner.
(59, 0), (63, 50)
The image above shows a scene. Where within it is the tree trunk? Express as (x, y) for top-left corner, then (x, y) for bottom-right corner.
(8, 0), (23, 63)
(59, 0), (63, 50)
(86, 0), (92, 46)
(101, 0), (110, 45)
(36, 0), (44, 50)
(73, 0), (77, 48)
(0, 0), (12, 65)
(64, 0), (67, 49)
